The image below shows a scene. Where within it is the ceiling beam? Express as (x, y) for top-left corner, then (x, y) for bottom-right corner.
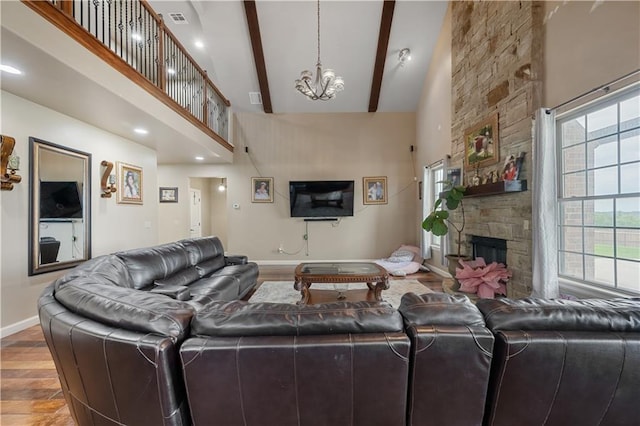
(368, 0), (395, 113)
(243, 0), (273, 113)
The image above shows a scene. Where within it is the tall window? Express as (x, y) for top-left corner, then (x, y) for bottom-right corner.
(556, 85), (640, 295)
(430, 164), (444, 249)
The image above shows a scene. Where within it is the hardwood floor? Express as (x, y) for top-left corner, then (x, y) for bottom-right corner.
(0, 265), (443, 425)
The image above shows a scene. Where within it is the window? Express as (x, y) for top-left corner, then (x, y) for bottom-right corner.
(430, 164), (444, 249)
(556, 86), (640, 295)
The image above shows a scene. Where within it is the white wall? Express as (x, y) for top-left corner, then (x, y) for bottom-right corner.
(415, 4), (452, 273)
(543, 1), (640, 107)
(158, 111), (418, 261)
(0, 91), (158, 333)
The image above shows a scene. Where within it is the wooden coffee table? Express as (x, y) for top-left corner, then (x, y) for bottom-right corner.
(294, 262), (389, 305)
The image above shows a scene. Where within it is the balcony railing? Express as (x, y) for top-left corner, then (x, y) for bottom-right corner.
(22, 0), (231, 151)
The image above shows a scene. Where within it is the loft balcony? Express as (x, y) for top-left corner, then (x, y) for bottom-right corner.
(1, 0), (233, 164)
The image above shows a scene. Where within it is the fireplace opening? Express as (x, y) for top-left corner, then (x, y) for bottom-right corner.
(470, 235), (507, 265)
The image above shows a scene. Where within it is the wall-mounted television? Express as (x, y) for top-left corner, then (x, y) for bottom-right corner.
(40, 181), (83, 219)
(289, 180), (355, 218)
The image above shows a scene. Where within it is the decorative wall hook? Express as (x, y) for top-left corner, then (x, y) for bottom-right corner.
(1, 135), (22, 191)
(100, 160), (117, 198)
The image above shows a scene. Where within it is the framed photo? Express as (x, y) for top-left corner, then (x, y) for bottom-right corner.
(363, 176), (387, 205)
(159, 187), (178, 203)
(252, 177), (274, 203)
(446, 167), (463, 187)
(116, 162), (143, 204)
(464, 113), (499, 171)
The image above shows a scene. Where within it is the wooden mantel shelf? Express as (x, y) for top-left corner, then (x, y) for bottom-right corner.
(464, 180), (528, 198)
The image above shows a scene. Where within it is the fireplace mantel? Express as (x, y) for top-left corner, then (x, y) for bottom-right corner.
(464, 180), (527, 197)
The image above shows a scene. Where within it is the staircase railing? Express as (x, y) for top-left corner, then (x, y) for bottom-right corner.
(22, 0), (232, 151)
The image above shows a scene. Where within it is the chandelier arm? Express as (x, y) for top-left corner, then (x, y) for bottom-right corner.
(303, 80), (318, 100)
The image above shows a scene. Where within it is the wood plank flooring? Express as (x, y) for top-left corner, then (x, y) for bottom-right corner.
(0, 265), (443, 425)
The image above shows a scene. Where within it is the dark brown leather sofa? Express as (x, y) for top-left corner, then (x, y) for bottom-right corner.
(38, 236), (258, 426)
(37, 237), (640, 426)
(181, 300), (411, 426)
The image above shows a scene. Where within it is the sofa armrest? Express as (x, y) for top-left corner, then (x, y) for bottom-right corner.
(150, 284), (191, 301)
(225, 255), (248, 265)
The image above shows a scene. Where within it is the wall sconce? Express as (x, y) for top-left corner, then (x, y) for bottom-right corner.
(1, 135), (22, 191)
(398, 48), (412, 67)
(218, 178), (226, 192)
(100, 160), (117, 198)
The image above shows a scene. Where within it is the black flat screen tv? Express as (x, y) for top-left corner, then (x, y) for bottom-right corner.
(40, 181), (83, 219)
(289, 180), (355, 218)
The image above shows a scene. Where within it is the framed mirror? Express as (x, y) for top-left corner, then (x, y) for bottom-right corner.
(29, 137), (91, 276)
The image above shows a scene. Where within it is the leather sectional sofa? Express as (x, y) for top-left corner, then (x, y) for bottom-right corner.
(38, 237), (640, 425)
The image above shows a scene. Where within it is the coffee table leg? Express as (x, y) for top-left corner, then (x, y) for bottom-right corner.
(373, 279), (389, 301)
(366, 282), (375, 291)
(294, 279), (311, 305)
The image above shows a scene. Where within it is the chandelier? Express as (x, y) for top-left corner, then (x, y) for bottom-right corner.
(294, 0), (344, 100)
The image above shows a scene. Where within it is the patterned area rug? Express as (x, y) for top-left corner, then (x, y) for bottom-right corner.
(248, 280), (433, 309)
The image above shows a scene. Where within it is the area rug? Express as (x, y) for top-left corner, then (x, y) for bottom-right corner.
(248, 280), (433, 309)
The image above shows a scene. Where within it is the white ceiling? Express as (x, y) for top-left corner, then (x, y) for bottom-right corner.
(0, 1), (447, 165)
(150, 0), (448, 113)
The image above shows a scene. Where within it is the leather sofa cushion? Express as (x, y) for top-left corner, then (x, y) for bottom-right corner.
(150, 284), (191, 301)
(398, 292), (486, 327)
(195, 257), (226, 277)
(210, 263), (259, 296)
(191, 300), (403, 337)
(477, 297), (640, 332)
(188, 276), (239, 301)
(116, 243), (190, 289)
(55, 278), (195, 340)
(180, 237), (225, 265)
(154, 266), (201, 287)
(54, 255), (133, 289)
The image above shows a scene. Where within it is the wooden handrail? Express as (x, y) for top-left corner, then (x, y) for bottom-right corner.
(22, 0), (233, 150)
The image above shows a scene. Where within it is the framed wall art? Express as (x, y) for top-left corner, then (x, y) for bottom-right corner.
(252, 177), (274, 203)
(117, 162), (143, 204)
(159, 187), (178, 203)
(464, 113), (499, 171)
(363, 176), (387, 205)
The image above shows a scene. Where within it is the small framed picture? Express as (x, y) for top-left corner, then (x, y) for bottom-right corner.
(363, 176), (387, 205)
(117, 162), (143, 204)
(159, 187), (178, 203)
(446, 167), (463, 187)
(252, 177), (274, 203)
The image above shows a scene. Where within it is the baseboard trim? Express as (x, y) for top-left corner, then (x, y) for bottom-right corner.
(425, 264), (450, 278)
(1, 316), (39, 339)
(256, 259), (375, 266)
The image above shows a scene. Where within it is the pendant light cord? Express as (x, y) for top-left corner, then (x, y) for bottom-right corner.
(316, 0), (321, 66)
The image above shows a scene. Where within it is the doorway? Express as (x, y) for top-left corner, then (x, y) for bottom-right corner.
(189, 188), (202, 238)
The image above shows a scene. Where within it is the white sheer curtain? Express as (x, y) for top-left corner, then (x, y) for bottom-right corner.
(532, 108), (560, 298)
(421, 165), (433, 259)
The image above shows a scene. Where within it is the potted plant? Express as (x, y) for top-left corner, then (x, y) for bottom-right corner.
(421, 181), (470, 286)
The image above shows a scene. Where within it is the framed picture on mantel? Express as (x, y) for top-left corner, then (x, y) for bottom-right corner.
(464, 113), (499, 171)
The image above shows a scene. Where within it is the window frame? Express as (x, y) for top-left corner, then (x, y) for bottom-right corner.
(555, 85), (640, 296)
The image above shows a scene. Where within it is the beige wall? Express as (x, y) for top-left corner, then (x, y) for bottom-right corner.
(543, 1), (640, 107)
(158, 112), (418, 261)
(415, 4), (452, 274)
(0, 91), (158, 334)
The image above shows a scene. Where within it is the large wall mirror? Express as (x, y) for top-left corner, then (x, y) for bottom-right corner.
(29, 137), (91, 276)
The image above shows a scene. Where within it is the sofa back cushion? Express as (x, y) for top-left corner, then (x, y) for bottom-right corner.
(398, 292), (486, 327)
(477, 297), (640, 332)
(54, 255), (133, 289)
(180, 236), (225, 265)
(191, 300), (403, 337)
(55, 278), (195, 340)
(116, 243), (190, 289)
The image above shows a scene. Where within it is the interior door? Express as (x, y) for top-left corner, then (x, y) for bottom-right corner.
(189, 188), (202, 238)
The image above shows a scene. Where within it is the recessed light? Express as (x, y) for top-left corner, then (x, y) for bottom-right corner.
(0, 64), (22, 75)
(195, 156), (204, 161)
(132, 33), (143, 41)
(134, 128), (148, 135)
(167, 68), (176, 75)
(194, 40), (204, 49)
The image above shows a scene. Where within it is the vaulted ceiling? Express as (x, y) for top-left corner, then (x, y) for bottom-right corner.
(149, 0), (448, 114)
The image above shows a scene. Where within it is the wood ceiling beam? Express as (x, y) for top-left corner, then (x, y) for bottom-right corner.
(368, 0), (395, 113)
(243, 0), (273, 113)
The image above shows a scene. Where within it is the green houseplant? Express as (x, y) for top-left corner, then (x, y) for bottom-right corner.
(422, 182), (469, 282)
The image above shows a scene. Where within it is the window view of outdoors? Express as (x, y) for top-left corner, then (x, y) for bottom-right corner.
(558, 88), (640, 294)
